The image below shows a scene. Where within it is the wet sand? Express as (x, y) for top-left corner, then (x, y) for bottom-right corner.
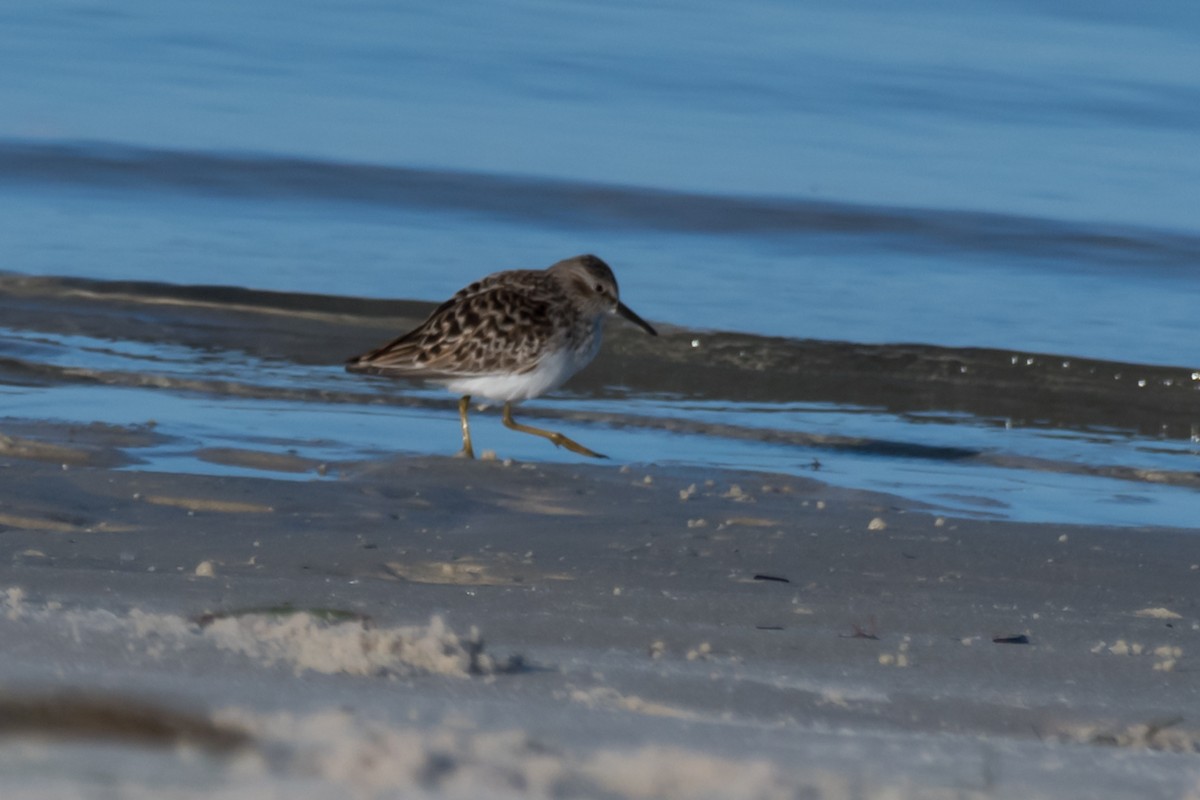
(1, 420), (1198, 798)
(3, 272), (1199, 529)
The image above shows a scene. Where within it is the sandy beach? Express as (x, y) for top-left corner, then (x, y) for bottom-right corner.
(5, 1), (1200, 796)
(1, 418), (1198, 798)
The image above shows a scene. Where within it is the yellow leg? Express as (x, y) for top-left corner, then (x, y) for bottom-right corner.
(502, 402), (607, 459)
(457, 395), (475, 459)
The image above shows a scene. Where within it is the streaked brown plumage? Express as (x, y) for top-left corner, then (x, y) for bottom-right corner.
(346, 254), (656, 458)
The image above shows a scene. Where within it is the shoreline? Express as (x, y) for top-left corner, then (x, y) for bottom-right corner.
(1, 425), (1198, 797)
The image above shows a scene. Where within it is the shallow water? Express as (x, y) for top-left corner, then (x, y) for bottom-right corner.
(1, 277), (1197, 526)
(1, 1), (1198, 527)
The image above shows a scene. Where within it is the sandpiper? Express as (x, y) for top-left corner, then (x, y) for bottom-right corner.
(346, 254), (657, 459)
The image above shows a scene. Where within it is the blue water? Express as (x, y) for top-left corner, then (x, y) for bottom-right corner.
(2, 1), (1199, 365)
(7, 0), (1200, 362)
(5, 1), (1199, 222)
(1, 0), (1198, 525)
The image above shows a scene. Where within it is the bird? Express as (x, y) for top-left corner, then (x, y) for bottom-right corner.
(346, 254), (657, 459)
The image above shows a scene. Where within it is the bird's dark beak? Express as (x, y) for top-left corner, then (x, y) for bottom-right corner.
(617, 301), (657, 336)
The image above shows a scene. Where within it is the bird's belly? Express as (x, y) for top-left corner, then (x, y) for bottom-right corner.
(443, 346), (587, 402)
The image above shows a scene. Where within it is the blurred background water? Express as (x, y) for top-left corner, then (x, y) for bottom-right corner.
(1, 0), (1198, 525)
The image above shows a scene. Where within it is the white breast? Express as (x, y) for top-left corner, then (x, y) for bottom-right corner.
(443, 335), (598, 403)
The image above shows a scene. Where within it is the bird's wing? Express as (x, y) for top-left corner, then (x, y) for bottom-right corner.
(346, 271), (560, 378)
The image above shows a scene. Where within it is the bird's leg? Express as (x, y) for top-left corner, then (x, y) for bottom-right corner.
(501, 402), (607, 459)
(456, 395), (476, 459)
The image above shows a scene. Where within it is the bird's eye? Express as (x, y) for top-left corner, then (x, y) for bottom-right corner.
(594, 283), (605, 293)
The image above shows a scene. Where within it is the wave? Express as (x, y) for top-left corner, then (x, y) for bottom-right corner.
(2, 139), (1198, 270)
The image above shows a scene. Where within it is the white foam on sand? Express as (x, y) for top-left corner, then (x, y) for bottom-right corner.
(200, 613), (492, 677)
(3, 588), (498, 678)
(214, 707), (807, 800)
(0, 587), (914, 799)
